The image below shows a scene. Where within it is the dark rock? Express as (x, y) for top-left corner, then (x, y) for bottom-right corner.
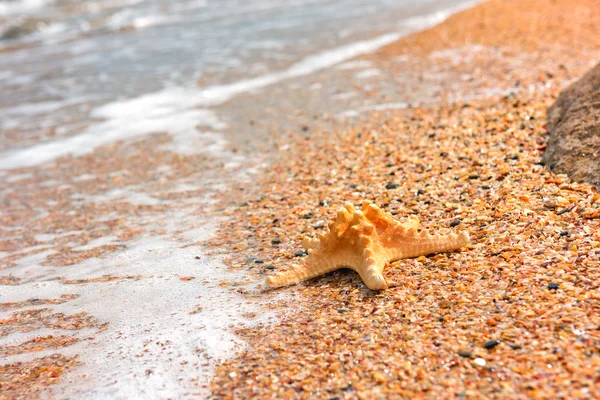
(271, 238), (282, 245)
(484, 340), (501, 349)
(385, 183), (399, 190)
(545, 63), (600, 187)
(458, 350), (472, 358)
(449, 219), (461, 227)
(548, 282), (559, 290)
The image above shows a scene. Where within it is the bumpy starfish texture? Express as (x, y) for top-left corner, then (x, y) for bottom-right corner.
(266, 201), (470, 290)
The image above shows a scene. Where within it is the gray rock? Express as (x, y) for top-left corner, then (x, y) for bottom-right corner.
(545, 63), (600, 187)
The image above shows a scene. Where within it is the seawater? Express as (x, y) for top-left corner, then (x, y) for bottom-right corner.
(0, 0), (477, 398)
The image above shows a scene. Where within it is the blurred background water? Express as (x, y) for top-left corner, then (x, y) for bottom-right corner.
(0, 0), (473, 155)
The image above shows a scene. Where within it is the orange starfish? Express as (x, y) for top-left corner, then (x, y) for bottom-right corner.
(266, 201), (469, 290)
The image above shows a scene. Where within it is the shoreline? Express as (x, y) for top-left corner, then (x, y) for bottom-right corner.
(2, 0), (600, 398)
(0, 1), (487, 398)
(208, 0), (600, 398)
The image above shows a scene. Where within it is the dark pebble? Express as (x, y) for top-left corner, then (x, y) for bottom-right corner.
(468, 174), (480, 180)
(254, 259), (264, 264)
(484, 340), (501, 349)
(548, 282), (559, 290)
(294, 251), (307, 257)
(559, 231), (569, 237)
(549, 161), (558, 170)
(449, 219), (461, 227)
(556, 207), (571, 215)
(301, 125), (309, 132)
(481, 185), (491, 190)
(417, 189), (426, 195)
(510, 344), (522, 350)
(458, 350), (472, 358)
(391, 211), (398, 215)
(271, 238), (282, 244)
(272, 218), (279, 224)
(440, 152), (448, 157)
(265, 265), (276, 270)
(195, 256), (201, 260)
(386, 163), (395, 167)
(386, 183), (399, 190)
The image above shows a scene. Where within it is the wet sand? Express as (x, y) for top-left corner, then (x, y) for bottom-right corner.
(2, 0), (600, 398)
(208, 0), (600, 398)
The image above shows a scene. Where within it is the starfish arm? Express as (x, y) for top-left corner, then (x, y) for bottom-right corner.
(395, 231), (470, 259)
(266, 258), (339, 288)
(356, 260), (388, 290)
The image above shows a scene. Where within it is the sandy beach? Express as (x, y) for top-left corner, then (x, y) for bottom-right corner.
(2, 0), (600, 398)
(208, 0), (600, 398)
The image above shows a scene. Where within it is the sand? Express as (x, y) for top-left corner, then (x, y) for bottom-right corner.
(2, 0), (600, 398)
(207, 0), (600, 398)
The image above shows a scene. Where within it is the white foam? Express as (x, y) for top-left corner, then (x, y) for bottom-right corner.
(0, 231), (286, 399)
(0, 109), (223, 169)
(73, 235), (120, 251)
(354, 68), (382, 79)
(0, 0), (53, 16)
(0, 32), (400, 170)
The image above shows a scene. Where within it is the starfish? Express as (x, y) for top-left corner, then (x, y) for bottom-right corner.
(266, 201), (470, 290)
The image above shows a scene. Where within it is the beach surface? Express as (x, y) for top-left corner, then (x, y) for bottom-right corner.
(208, 0), (600, 398)
(2, 0), (600, 398)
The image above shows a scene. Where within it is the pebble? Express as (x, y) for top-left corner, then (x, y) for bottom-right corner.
(484, 340), (501, 349)
(548, 282), (559, 290)
(385, 183), (399, 190)
(271, 238), (282, 244)
(449, 219), (461, 227)
(458, 350), (472, 358)
(473, 358), (487, 367)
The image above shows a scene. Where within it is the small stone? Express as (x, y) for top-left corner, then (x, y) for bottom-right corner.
(254, 259), (264, 264)
(548, 282), (559, 290)
(417, 189), (426, 195)
(386, 183), (399, 190)
(481, 185), (491, 190)
(559, 231), (569, 237)
(449, 219), (461, 227)
(265, 265), (276, 270)
(271, 238), (282, 244)
(294, 251), (307, 257)
(484, 340), (500, 349)
(473, 358), (486, 366)
(468, 174), (480, 179)
(458, 350), (472, 358)
(556, 207), (572, 215)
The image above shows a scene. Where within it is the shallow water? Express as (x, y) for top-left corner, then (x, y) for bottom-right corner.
(1, 0), (476, 398)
